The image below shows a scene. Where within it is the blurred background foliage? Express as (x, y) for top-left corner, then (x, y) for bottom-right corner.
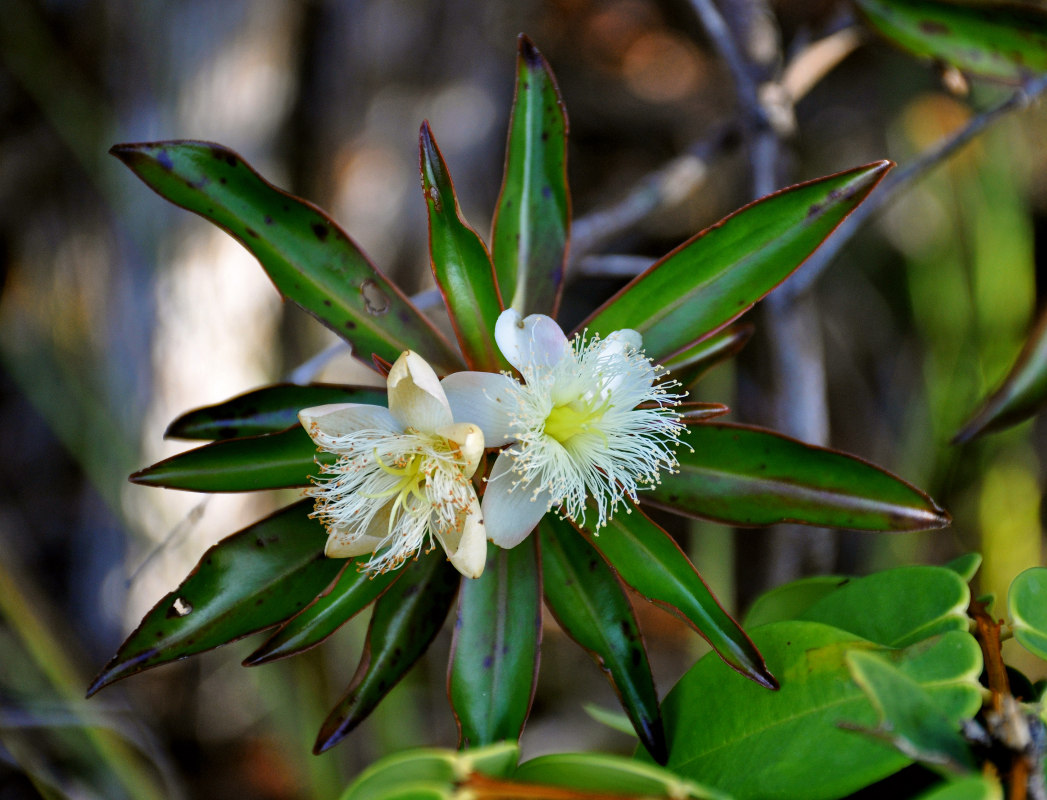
(1, 0), (1046, 797)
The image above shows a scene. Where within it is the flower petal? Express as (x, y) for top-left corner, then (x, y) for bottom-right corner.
(387, 350), (453, 433)
(299, 403), (398, 441)
(324, 499), (393, 557)
(434, 491), (487, 579)
(495, 309), (569, 375)
(482, 450), (553, 548)
(435, 422), (485, 478)
(441, 371), (518, 447)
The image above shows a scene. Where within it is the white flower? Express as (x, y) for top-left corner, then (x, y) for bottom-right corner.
(299, 351), (487, 578)
(442, 309), (685, 548)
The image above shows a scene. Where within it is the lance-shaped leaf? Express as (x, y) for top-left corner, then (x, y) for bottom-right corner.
(110, 141), (462, 374)
(953, 307), (1047, 443)
(314, 549), (460, 754)
(579, 162), (891, 361)
(856, 0), (1047, 85)
(166, 383), (387, 440)
(491, 34), (569, 317)
(1007, 567), (1047, 661)
(419, 123), (505, 371)
(88, 502), (339, 695)
(130, 425), (325, 492)
(578, 506), (775, 689)
(448, 539), (541, 747)
(662, 322), (754, 389)
(244, 560), (399, 665)
(539, 518), (666, 764)
(647, 423), (949, 531)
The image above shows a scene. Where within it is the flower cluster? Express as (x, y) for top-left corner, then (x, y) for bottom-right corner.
(300, 309), (685, 578)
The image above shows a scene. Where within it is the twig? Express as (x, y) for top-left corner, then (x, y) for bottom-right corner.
(780, 71), (1047, 303)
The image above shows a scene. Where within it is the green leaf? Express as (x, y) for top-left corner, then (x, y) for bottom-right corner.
(314, 549), (460, 753)
(166, 383), (386, 440)
(87, 502), (339, 695)
(580, 162), (891, 362)
(243, 559), (399, 665)
(743, 576), (848, 628)
(539, 518), (666, 763)
(653, 623), (983, 800)
(337, 743), (519, 800)
(513, 752), (730, 800)
(800, 566), (970, 648)
(662, 322), (753, 389)
(647, 423), (949, 531)
(579, 507), (775, 689)
(419, 123), (505, 371)
(110, 141), (462, 374)
(944, 553), (982, 583)
(856, 0), (1047, 85)
(449, 540), (541, 747)
(130, 425), (325, 492)
(1007, 567), (1047, 661)
(491, 35), (569, 317)
(913, 776), (1003, 800)
(953, 307), (1047, 442)
(846, 649), (976, 771)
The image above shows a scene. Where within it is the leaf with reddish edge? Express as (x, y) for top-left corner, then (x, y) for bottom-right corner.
(130, 425), (326, 492)
(448, 539), (541, 747)
(314, 549), (460, 754)
(539, 517), (667, 764)
(110, 141), (462, 374)
(491, 34), (570, 317)
(166, 383), (387, 440)
(647, 423), (949, 531)
(419, 123), (506, 372)
(243, 560), (400, 665)
(577, 506), (775, 690)
(857, 0), (1047, 85)
(662, 322), (754, 389)
(87, 502), (339, 696)
(675, 402), (730, 423)
(953, 305), (1047, 443)
(578, 162), (892, 362)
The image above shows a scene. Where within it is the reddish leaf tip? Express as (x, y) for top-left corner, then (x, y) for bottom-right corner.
(518, 33), (541, 64)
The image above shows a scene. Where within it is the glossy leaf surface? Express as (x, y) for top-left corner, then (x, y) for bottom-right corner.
(166, 383), (386, 440)
(662, 322), (754, 389)
(110, 141), (461, 373)
(491, 35), (569, 317)
(449, 540), (541, 747)
(315, 549), (460, 753)
(800, 566), (970, 648)
(88, 502), (338, 694)
(647, 423), (949, 531)
(539, 518), (666, 763)
(857, 0), (1047, 84)
(130, 425), (324, 491)
(580, 162), (891, 362)
(654, 623), (982, 800)
(244, 560), (399, 665)
(419, 123), (505, 371)
(337, 743), (520, 800)
(953, 307), (1047, 442)
(743, 576), (847, 628)
(1007, 567), (1047, 661)
(513, 753), (729, 800)
(579, 507), (774, 689)
(847, 649), (976, 771)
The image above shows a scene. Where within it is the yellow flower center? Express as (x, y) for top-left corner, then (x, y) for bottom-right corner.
(543, 397), (608, 445)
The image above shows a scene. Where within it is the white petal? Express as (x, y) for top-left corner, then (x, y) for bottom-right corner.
(299, 403), (397, 441)
(435, 492), (488, 579)
(435, 422), (485, 478)
(323, 501), (393, 557)
(441, 371), (518, 447)
(495, 309), (569, 375)
(481, 450), (553, 548)
(387, 350), (453, 433)
(602, 328), (642, 354)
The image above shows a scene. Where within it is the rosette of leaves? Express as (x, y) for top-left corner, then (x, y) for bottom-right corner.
(88, 36), (949, 760)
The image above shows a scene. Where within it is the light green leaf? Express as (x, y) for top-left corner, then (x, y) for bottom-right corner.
(1007, 567), (1047, 661)
(743, 576), (848, 628)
